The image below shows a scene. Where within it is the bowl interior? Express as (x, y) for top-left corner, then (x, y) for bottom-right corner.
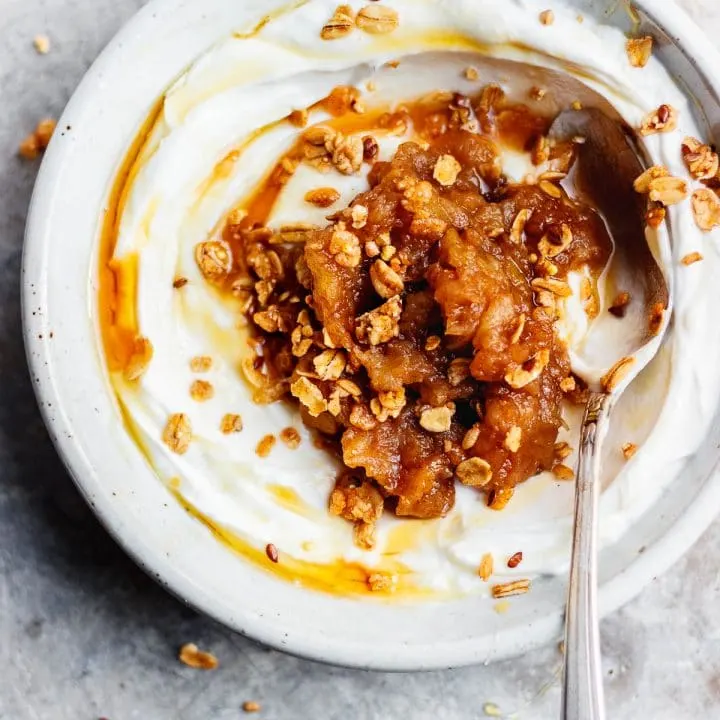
(22, 0), (720, 669)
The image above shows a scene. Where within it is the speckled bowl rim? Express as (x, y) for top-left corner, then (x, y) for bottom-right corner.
(22, 0), (720, 671)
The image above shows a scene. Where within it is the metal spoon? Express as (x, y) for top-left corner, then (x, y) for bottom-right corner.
(549, 108), (672, 720)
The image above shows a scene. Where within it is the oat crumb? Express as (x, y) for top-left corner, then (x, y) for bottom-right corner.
(478, 552), (494, 581)
(464, 66), (479, 81)
(33, 34), (50, 54)
(256, 434), (277, 457)
(220, 413), (243, 434)
(681, 252), (703, 266)
(19, 118), (56, 159)
(552, 463), (575, 481)
(190, 379), (214, 402)
(178, 643), (218, 670)
(242, 701), (261, 713)
(622, 442), (638, 460)
(279, 427), (301, 449)
(190, 355), (213, 373)
(539, 9), (555, 25)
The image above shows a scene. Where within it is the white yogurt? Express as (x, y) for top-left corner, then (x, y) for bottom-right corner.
(110, 0), (720, 595)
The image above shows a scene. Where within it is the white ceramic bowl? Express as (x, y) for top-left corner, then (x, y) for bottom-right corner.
(22, 0), (720, 670)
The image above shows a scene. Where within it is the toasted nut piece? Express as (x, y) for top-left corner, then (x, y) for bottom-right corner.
(462, 425), (481, 451)
(330, 225), (362, 268)
(538, 223), (573, 257)
(478, 553), (494, 581)
(290, 377), (327, 417)
(349, 403), (377, 430)
(420, 405), (455, 433)
(305, 187), (340, 207)
(505, 349), (550, 389)
(648, 176), (688, 206)
(433, 154), (462, 186)
(351, 204), (369, 229)
(448, 358), (471, 386)
(492, 579), (531, 598)
(601, 356), (635, 392)
(124, 336), (154, 381)
(370, 259), (404, 298)
(456, 457), (493, 487)
(355, 295), (402, 345)
(220, 414), (243, 434)
(622, 442), (638, 459)
(510, 209), (532, 244)
(356, 4), (399, 34)
(265, 543), (279, 562)
(504, 426), (522, 453)
(681, 251), (703, 266)
(681, 136), (719, 180)
(425, 335), (441, 351)
(634, 165), (669, 193)
(626, 36), (653, 67)
(507, 551), (523, 569)
(179, 643), (218, 670)
(539, 179), (562, 198)
(646, 205), (666, 229)
(279, 427), (301, 449)
(195, 240), (232, 281)
(691, 188), (720, 231)
(640, 104), (678, 135)
(370, 388), (406, 422)
(321, 4), (355, 39)
(539, 10), (554, 25)
(363, 135), (380, 162)
(552, 464), (575, 480)
(190, 379), (214, 402)
(531, 277), (572, 297)
(163, 413), (192, 455)
(313, 349), (347, 381)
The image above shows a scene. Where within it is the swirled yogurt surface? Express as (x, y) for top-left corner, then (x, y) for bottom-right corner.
(105, 0), (720, 596)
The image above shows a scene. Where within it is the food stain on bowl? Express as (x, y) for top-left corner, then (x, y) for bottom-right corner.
(94, 0), (720, 599)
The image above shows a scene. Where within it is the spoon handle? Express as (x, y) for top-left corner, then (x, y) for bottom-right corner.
(561, 391), (610, 720)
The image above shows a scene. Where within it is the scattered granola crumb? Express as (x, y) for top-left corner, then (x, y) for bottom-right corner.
(552, 464), (575, 481)
(681, 252), (703, 266)
(507, 551), (523, 569)
(626, 36), (653, 67)
(622, 442), (638, 460)
(242, 701), (261, 714)
(163, 413), (192, 455)
(256, 434), (276, 458)
(18, 118), (56, 159)
(492, 579), (531, 598)
(425, 335), (441, 351)
(356, 4), (399, 35)
(539, 9), (555, 25)
(305, 187), (340, 208)
(571, 100), (583, 111)
(368, 572), (397, 592)
(279, 427), (302, 449)
(691, 188), (720, 231)
(492, 602), (511, 615)
(288, 108), (309, 127)
(33, 34), (51, 54)
(173, 276), (189, 289)
(503, 426), (522, 453)
(464, 66), (479, 81)
(478, 553), (494, 581)
(178, 643), (218, 670)
(266, 543), (279, 563)
(321, 4), (355, 40)
(456, 457), (493, 487)
(554, 441), (572, 461)
(190, 355), (213, 373)
(529, 85), (547, 101)
(681, 136), (719, 180)
(190, 379), (214, 402)
(640, 104), (678, 135)
(220, 413), (243, 434)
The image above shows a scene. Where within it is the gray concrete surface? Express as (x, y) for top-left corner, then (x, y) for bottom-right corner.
(1, 1), (720, 718)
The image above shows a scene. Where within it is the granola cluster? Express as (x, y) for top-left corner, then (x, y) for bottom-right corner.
(196, 86), (612, 549)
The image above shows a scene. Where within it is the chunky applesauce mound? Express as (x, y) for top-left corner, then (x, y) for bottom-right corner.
(208, 89), (611, 549)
